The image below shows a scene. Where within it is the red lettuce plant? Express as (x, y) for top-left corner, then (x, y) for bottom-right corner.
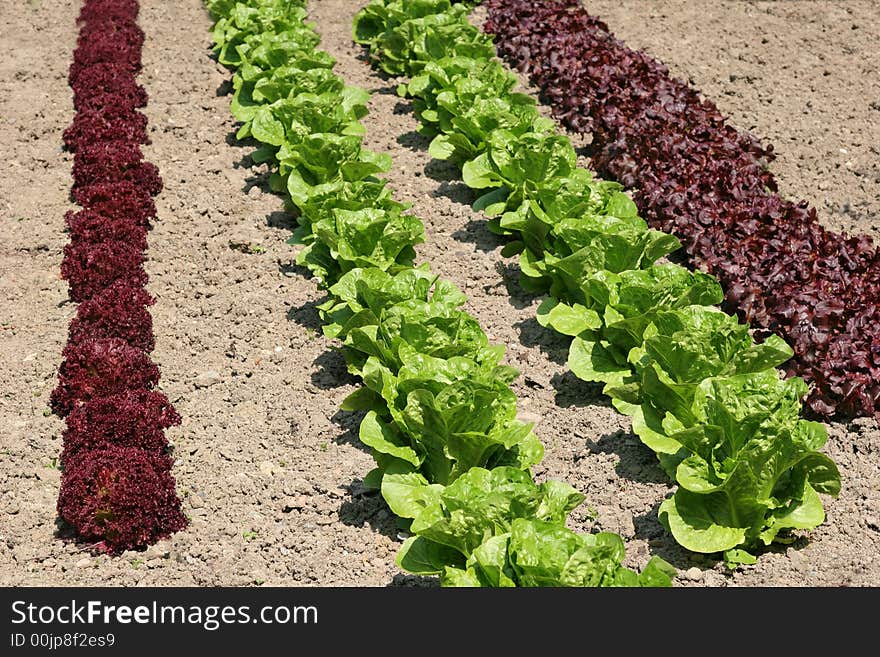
(61, 239), (147, 302)
(57, 447), (186, 552)
(63, 105), (149, 151)
(72, 140), (163, 196)
(71, 63), (148, 110)
(72, 91), (143, 115)
(67, 280), (156, 352)
(69, 39), (143, 84)
(77, 17), (145, 51)
(65, 209), (149, 248)
(61, 390), (180, 463)
(77, 0), (139, 23)
(52, 0), (183, 552)
(72, 181), (157, 224)
(51, 338), (160, 417)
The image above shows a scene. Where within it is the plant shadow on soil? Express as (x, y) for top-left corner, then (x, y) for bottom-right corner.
(335, 481), (400, 539)
(311, 349), (358, 390)
(515, 316), (569, 365)
(585, 427), (669, 486)
(284, 301), (361, 392)
(388, 574), (439, 588)
(285, 296), (324, 332)
(449, 217), (503, 253)
(328, 417), (435, 577)
(335, 488), (440, 589)
(550, 370), (610, 409)
(52, 519), (91, 552)
(283, 281), (414, 553)
(215, 77), (233, 97)
(53, 518), (149, 558)
(390, 97), (431, 153)
(423, 157), (481, 216)
(334, 477), (437, 586)
(396, 127), (429, 153)
(420, 155), (541, 311)
(266, 209), (297, 232)
(281, 289), (407, 547)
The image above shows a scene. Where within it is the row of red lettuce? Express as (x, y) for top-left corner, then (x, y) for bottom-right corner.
(51, 0), (186, 552)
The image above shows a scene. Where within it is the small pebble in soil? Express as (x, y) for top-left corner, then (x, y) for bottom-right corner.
(194, 370), (222, 388)
(684, 567), (703, 581)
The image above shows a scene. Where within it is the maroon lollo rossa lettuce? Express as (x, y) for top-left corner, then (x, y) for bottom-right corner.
(52, 0), (185, 551)
(69, 41), (143, 85)
(60, 239), (148, 302)
(57, 447), (186, 552)
(65, 209), (149, 248)
(61, 390), (180, 464)
(482, 0), (880, 418)
(72, 181), (157, 224)
(71, 63), (148, 110)
(74, 21), (144, 55)
(67, 280), (156, 352)
(77, 16), (145, 51)
(77, 0), (139, 24)
(51, 337), (160, 417)
(73, 90), (144, 115)
(63, 105), (149, 151)
(72, 140), (163, 196)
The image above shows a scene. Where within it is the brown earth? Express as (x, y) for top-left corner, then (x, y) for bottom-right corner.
(0, 0), (877, 587)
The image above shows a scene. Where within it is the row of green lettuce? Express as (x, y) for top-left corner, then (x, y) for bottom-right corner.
(204, 0), (674, 586)
(352, 0), (841, 566)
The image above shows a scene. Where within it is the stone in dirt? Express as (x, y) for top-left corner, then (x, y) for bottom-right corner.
(684, 567), (704, 581)
(194, 370), (222, 388)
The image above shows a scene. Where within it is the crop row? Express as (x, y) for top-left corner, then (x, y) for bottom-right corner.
(205, 0), (674, 586)
(51, 0), (186, 552)
(354, 0), (840, 565)
(480, 0), (880, 419)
